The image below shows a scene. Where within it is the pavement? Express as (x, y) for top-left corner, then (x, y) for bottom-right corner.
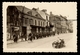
(7, 39), (21, 44)
(7, 33), (59, 44)
(5, 33), (77, 52)
(7, 33), (74, 48)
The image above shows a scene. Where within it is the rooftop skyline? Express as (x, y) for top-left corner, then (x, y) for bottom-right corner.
(4, 2), (77, 20)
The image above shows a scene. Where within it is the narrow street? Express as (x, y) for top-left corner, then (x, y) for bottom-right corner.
(7, 33), (76, 50)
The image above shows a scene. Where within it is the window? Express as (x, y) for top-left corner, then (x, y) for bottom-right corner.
(42, 22), (43, 27)
(47, 22), (48, 26)
(35, 14), (38, 17)
(29, 19), (31, 25)
(29, 19), (33, 25)
(31, 19), (33, 25)
(25, 18), (27, 24)
(7, 15), (10, 23)
(23, 18), (25, 25)
(35, 20), (37, 26)
(43, 22), (44, 26)
(39, 21), (41, 26)
(41, 22), (42, 26)
(27, 11), (32, 15)
(38, 21), (40, 26)
(46, 16), (48, 20)
(42, 22), (43, 26)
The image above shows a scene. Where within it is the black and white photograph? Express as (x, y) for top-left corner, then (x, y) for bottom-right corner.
(3, 2), (77, 52)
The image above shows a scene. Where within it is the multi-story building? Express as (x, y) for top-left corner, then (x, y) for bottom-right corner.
(7, 6), (21, 40)
(34, 8), (50, 34)
(31, 8), (46, 34)
(67, 20), (73, 33)
(7, 6), (49, 40)
(7, 6), (70, 41)
(49, 12), (62, 35)
(60, 15), (68, 33)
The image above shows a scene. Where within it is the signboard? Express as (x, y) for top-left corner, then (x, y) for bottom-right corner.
(14, 27), (19, 31)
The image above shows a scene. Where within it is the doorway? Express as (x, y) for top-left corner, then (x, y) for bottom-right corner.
(22, 27), (26, 35)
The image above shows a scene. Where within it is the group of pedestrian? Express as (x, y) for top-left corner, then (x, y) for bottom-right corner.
(13, 32), (33, 43)
(21, 33), (27, 41)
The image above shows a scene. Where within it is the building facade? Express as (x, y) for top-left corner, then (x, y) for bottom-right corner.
(49, 12), (62, 35)
(49, 12), (69, 35)
(60, 15), (68, 33)
(7, 6), (71, 41)
(7, 6), (50, 40)
(7, 6), (20, 40)
(34, 8), (50, 35)
(67, 20), (73, 33)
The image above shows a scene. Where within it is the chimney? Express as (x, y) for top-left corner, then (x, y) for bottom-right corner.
(41, 9), (47, 13)
(50, 11), (53, 16)
(37, 7), (39, 10)
(32, 7), (39, 11)
(32, 8), (37, 11)
(50, 12), (52, 15)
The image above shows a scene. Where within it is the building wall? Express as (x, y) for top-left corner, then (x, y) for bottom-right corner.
(49, 13), (62, 35)
(60, 16), (68, 33)
(7, 6), (20, 40)
(67, 20), (73, 33)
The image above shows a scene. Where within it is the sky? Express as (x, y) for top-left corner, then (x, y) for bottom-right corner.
(23, 2), (77, 20)
(4, 2), (77, 20)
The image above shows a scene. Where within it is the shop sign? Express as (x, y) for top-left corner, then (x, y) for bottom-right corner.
(14, 27), (19, 31)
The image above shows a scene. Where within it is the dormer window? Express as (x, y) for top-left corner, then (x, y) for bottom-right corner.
(27, 11), (32, 15)
(35, 14), (38, 17)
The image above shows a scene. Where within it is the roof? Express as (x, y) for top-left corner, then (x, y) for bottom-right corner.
(32, 10), (37, 16)
(36, 10), (47, 20)
(16, 6), (31, 14)
(60, 15), (67, 21)
(16, 6), (46, 20)
(31, 9), (45, 20)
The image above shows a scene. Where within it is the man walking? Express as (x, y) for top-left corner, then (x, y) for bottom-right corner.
(13, 32), (18, 43)
(24, 34), (27, 41)
(28, 33), (33, 42)
(21, 33), (24, 41)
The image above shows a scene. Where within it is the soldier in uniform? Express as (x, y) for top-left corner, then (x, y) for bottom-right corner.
(24, 34), (27, 41)
(28, 33), (33, 42)
(13, 32), (18, 43)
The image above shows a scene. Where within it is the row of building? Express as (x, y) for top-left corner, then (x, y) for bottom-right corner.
(7, 6), (73, 40)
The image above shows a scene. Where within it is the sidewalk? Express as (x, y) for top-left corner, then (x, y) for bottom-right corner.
(65, 36), (77, 48)
(7, 33), (69, 45)
(7, 39), (25, 45)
